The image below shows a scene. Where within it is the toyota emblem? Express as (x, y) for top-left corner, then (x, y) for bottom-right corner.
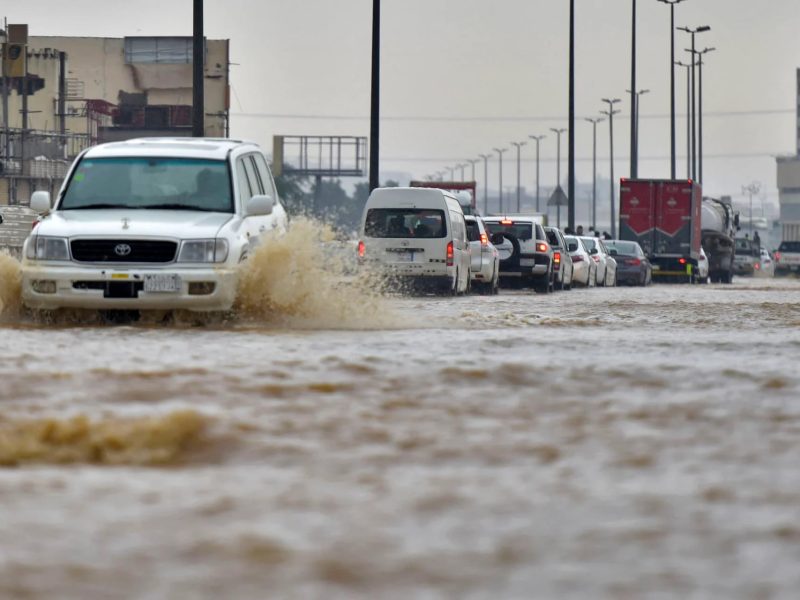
(114, 243), (132, 257)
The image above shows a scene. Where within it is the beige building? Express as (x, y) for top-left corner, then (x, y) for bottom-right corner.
(1, 32), (229, 206)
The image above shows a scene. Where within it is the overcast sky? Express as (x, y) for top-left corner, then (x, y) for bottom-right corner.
(12, 0), (800, 206)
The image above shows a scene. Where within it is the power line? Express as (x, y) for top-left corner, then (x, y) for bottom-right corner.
(232, 108), (794, 123)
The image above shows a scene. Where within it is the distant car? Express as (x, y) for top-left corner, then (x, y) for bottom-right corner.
(564, 234), (596, 287)
(774, 240), (800, 275)
(465, 215), (500, 294)
(758, 246), (775, 277)
(483, 216), (555, 293)
(696, 246), (709, 283)
(544, 226), (574, 291)
(604, 240), (652, 286)
(733, 237), (760, 276)
(579, 236), (617, 287)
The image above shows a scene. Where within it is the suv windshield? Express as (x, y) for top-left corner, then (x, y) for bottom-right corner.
(466, 220), (481, 242)
(485, 222), (533, 241)
(365, 208), (446, 238)
(60, 157), (234, 212)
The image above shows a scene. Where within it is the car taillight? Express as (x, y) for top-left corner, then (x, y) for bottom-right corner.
(624, 258), (641, 266)
(755, 262), (761, 270)
(553, 251), (561, 264)
(572, 255), (583, 263)
(480, 232), (488, 246)
(775, 252), (781, 261)
(536, 242), (548, 253)
(679, 258), (687, 265)
(446, 241), (454, 266)
(357, 240), (365, 258)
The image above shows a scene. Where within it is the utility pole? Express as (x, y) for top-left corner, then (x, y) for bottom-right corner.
(626, 88), (649, 172)
(678, 25), (711, 180)
(369, 0), (381, 191)
(529, 134), (545, 213)
(657, 0), (686, 179)
(479, 153), (490, 215)
(630, 0), (637, 178)
(601, 98), (621, 237)
(676, 60), (693, 178)
(494, 147), (508, 214)
(692, 47), (715, 184)
(510, 141), (526, 212)
(192, 0), (204, 137)
(585, 117), (604, 231)
(568, 0), (576, 230)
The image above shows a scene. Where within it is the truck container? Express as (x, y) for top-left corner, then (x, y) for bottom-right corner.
(619, 178), (702, 282)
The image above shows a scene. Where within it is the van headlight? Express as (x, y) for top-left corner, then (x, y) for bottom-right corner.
(25, 235), (70, 261)
(177, 239), (229, 263)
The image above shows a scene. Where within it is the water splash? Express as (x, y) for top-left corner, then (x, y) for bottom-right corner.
(235, 217), (393, 329)
(0, 251), (22, 320)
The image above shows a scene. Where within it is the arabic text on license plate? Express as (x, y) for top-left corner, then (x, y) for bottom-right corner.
(395, 252), (414, 262)
(144, 274), (181, 293)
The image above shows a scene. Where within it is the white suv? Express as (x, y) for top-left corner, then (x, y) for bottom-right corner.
(22, 137), (287, 312)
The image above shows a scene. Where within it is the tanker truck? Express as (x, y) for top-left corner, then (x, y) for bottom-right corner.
(701, 196), (739, 283)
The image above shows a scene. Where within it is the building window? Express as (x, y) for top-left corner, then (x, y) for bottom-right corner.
(124, 37), (205, 64)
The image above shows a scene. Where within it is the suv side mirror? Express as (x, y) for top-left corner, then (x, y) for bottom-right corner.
(246, 194), (274, 216)
(490, 233), (505, 245)
(30, 191), (52, 213)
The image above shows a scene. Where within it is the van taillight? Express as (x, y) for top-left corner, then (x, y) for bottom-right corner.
(446, 241), (454, 266)
(357, 240), (365, 258)
(480, 232), (488, 246)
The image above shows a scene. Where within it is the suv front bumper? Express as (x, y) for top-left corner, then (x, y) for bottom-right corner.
(21, 263), (238, 312)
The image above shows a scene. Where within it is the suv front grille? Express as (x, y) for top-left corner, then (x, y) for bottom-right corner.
(71, 239), (178, 263)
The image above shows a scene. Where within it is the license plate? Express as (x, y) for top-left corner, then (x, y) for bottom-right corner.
(394, 252), (414, 262)
(144, 274), (181, 293)
(520, 258), (536, 267)
(651, 264), (660, 271)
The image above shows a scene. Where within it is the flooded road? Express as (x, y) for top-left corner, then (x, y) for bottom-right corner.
(1, 277), (800, 598)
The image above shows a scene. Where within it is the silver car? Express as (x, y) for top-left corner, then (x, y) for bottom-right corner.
(465, 215), (500, 294)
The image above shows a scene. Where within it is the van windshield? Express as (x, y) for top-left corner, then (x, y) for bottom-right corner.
(60, 157), (233, 213)
(365, 208), (447, 238)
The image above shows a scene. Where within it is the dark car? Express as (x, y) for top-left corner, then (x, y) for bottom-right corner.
(604, 240), (652, 286)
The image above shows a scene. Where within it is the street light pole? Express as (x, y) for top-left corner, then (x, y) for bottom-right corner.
(678, 25), (711, 181)
(630, 0), (637, 178)
(568, 0), (576, 230)
(457, 163), (467, 181)
(510, 141), (526, 212)
(550, 128), (566, 227)
(479, 154), (491, 214)
(192, 0), (204, 137)
(743, 182), (760, 236)
(601, 98), (621, 238)
(657, 0), (686, 179)
(693, 47), (715, 184)
(585, 117), (604, 231)
(528, 135), (546, 214)
(676, 60), (693, 178)
(467, 158), (479, 182)
(494, 147), (508, 214)
(369, 0), (381, 191)
(626, 88), (649, 174)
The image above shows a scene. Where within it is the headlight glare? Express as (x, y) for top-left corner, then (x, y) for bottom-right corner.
(178, 239), (228, 263)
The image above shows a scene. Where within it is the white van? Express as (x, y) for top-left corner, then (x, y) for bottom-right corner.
(358, 187), (471, 294)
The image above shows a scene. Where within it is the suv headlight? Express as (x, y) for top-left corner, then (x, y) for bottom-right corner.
(177, 239), (229, 263)
(25, 235), (70, 261)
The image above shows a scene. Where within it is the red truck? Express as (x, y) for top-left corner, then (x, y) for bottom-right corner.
(619, 179), (702, 282)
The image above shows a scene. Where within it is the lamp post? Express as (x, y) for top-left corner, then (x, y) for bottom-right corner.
(446, 166), (455, 181)
(678, 25), (711, 181)
(457, 163), (468, 181)
(550, 128), (566, 227)
(494, 147), (508, 214)
(743, 182), (760, 236)
(192, 0), (205, 137)
(630, 0), (637, 178)
(528, 134), (546, 213)
(601, 98), (621, 237)
(626, 88), (650, 174)
(657, 0), (687, 179)
(510, 141), (527, 212)
(585, 117), (604, 230)
(568, 0), (576, 230)
(689, 47), (715, 184)
(675, 60), (693, 178)
(467, 158), (479, 182)
(369, 0), (381, 191)
(479, 154), (491, 214)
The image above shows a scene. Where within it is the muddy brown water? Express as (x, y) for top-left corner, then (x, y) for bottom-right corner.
(1, 245), (799, 597)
